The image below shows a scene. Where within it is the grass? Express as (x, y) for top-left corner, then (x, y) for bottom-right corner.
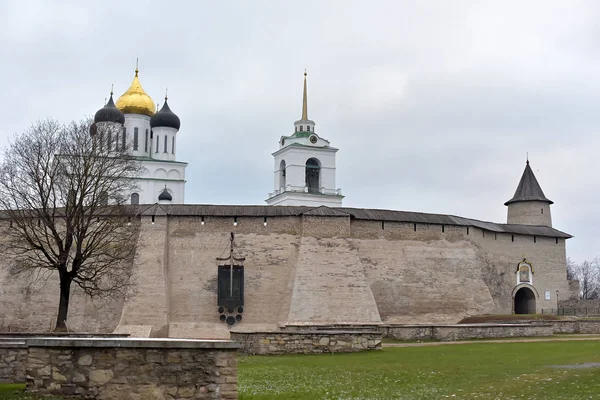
(4, 340), (600, 399)
(239, 340), (600, 399)
(0, 384), (64, 399)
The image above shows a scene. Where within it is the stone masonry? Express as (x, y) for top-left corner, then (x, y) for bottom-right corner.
(25, 338), (239, 400)
(230, 331), (382, 355)
(0, 342), (27, 383)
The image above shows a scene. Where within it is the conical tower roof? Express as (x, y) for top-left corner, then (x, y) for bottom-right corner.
(505, 161), (553, 205)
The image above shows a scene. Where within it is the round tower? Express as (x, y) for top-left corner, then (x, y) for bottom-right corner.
(505, 160), (553, 227)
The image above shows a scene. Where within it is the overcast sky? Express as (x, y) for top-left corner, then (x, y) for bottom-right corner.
(1, 1), (599, 263)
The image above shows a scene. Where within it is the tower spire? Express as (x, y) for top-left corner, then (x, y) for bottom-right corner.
(301, 70), (308, 120)
(135, 58), (139, 77)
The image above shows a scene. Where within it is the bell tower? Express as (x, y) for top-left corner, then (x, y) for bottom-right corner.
(266, 72), (343, 207)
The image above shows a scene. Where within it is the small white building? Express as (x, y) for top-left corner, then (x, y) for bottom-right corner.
(93, 67), (187, 204)
(266, 72), (343, 207)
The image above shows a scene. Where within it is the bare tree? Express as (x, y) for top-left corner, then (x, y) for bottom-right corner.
(578, 258), (600, 300)
(567, 257), (577, 281)
(0, 118), (142, 331)
(569, 257), (600, 300)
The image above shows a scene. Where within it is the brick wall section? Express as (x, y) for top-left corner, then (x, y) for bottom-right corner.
(0, 342), (27, 383)
(25, 338), (239, 400)
(230, 331), (382, 355)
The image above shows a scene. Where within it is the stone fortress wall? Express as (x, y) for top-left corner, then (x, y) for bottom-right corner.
(0, 205), (574, 338)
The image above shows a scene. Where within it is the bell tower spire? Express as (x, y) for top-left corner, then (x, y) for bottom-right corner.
(301, 70), (308, 120)
(293, 71), (315, 134)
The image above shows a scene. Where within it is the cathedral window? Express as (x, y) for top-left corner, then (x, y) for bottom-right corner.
(122, 127), (126, 151)
(156, 135), (159, 153)
(114, 133), (119, 152)
(279, 160), (286, 189)
(133, 128), (139, 151)
(145, 129), (149, 152)
(131, 193), (139, 205)
(305, 158), (320, 193)
(307, 126), (310, 132)
(172, 137), (175, 154)
(107, 132), (112, 150)
(299, 126), (303, 131)
(164, 135), (168, 153)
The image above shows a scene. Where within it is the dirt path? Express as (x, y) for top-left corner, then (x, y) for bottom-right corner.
(384, 335), (600, 347)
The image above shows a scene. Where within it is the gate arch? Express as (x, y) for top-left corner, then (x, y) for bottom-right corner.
(514, 286), (537, 314)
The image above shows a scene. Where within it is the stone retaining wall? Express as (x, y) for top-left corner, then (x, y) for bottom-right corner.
(544, 320), (600, 334)
(549, 321), (580, 333)
(24, 338), (239, 400)
(0, 342), (27, 383)
(230, 331), (382, 355)
(578, 320), (600, 334)
(383, 323), (554, 341)
(432, 324), (553, 341)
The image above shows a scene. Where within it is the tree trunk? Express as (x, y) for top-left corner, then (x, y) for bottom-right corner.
(54, 272), (72, 332)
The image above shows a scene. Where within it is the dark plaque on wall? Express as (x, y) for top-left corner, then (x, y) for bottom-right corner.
(216, 232), (246, 325)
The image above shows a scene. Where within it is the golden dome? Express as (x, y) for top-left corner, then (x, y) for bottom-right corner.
(115, 69), (156, 116)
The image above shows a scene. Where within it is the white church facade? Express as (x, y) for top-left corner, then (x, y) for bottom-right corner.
(93, 67), (187, 205)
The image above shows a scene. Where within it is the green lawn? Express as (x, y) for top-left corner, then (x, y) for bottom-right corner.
(239, 341), (600, 399)
(0, 384), (63, 399)
(3, 340), (600, 399)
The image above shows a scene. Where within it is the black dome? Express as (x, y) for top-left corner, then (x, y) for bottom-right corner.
(94, 94), (125, 124)
(158, 187), (172, 202)
(150, 99), (180, 130)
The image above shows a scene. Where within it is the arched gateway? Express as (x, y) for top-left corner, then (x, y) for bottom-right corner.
(514, 286), (536, 314)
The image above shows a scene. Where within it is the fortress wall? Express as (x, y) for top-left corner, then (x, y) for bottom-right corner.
(0, 223), (125, 333)
(286, 236), (382, 324)
(0, 213), (571, 334)
(167, 216), (302, 335)
(468, 227), (569, 312)
(117, 216), (170, 336)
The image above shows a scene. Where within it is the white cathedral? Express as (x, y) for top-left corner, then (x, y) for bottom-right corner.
(94, 67), (188, 205)
(94, 67), (342, 207)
